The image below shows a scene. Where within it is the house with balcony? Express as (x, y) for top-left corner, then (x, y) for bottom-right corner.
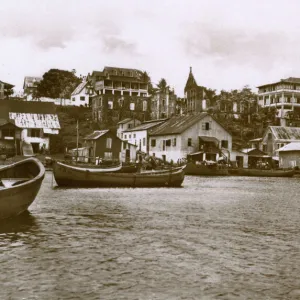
(148, 113), (232, 163)
(257, 77), (300, 126)
(88, 67), (151, 125)
(122, 119), (167, 154)
(23, 76), (42, 100)
(0, 80), (14, 100)
(151, 87), (177, 119)
(0, 99), (60, 154)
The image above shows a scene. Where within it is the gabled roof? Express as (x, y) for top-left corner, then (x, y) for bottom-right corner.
(150, 113), (209, 136)
(84, 130), (109, 140)
(117, 118), (134, 125)
(123, 120), (166, 132)
(0, 80), (14, 89)
(267, 126), (300, 141)
(277, 142), (300, 152)
(71, 81), (87, 96)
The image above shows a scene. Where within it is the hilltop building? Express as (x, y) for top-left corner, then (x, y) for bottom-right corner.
(0, 80), (14, 100)
(184, 67), (209, 113)
(23, 76), (42, 100)
(88, 66), (151, 125)
(70, 79), (94, 107)
(257, 77), (300, 126)
(151, 87), (177, 119)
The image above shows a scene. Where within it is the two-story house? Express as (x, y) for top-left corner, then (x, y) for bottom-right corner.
(70, 78), (94, 107)
(0, 99), (60, 154)
(122, 119), (167, 153)
(148, 113), (232, 163)
(116, 118), (141, 139)
(88, 67), (151, 125)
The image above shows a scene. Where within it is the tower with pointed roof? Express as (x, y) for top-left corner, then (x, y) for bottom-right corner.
(184, 67), (207, 113)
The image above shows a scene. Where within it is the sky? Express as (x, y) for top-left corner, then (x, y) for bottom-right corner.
(1, 0), (300, 97)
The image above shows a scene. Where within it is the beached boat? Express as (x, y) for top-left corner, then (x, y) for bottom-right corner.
(0, 158), (45, 219)
(230, 168), (295, 177)
(184, 162), (228, 176)
(52, 161), (185, 187)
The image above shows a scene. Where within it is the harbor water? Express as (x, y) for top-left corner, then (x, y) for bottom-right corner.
(0, 172), (299, 300)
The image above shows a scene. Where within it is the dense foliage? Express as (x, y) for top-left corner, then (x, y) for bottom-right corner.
(35, 69), (82, 99)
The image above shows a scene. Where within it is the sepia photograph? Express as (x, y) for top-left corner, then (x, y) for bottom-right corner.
(0, 0), (300, 299)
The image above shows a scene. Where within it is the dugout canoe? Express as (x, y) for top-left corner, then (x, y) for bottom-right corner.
(230, 168), (295, 177)
(53, 161), (185, 187)
(0, 158), (45, 219)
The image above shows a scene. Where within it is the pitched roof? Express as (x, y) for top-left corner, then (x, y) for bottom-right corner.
(0, 80), (14, 88)
(84, 130), (109, 140)
(269, 126), (300, 141)
(117, 118), (133, 124)
(71, 81), (87, 96)
(150, 113), (209, 136)
(257, 77), (300, 88)
(123, 120), (166, 132)
(277, 142), (300, 152)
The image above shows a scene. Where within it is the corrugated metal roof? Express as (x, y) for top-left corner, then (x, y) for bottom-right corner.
(270, 126), (300, 141)
(84, 130), (109, 140)
(277, 142), (300, 152)
(123, 120), (165, 132)
(150, 113), (208, 136)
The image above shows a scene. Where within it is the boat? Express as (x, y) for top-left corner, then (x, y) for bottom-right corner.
(52, 160), (185, 187)
(184, 161), (228, 176)
(229, 168), (295, 177)
(0, 158), (45, 219)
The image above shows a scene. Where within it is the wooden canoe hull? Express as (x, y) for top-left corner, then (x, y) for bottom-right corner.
(231, 168), (295, 177)
(184, 162), (228, 176)
(0, 158), (45, 219)
(53, 161), (185, 187)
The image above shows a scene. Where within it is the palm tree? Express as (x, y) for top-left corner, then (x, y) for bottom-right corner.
(157, 78), (168, 92)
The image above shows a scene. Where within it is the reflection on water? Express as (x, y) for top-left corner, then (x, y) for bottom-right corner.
(0, 172), (299, 300)
(0, 211), (38, 234)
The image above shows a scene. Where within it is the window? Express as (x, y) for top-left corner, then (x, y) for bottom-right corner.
(187, 138), (192, 147)
(133, 134), (136, 138)
(165, 139), (171, 147)
(143, 138), (146, 146)
(121, 133), (123, 139)
(104, 152), (113, 160)
(172, 138), (176, 147)
(72, 97), (76, 101)
(130, 102), (135, 111)
(151, 139), (156, 147)
(80, 96), (85, 101)
(143, 101), (147, 111)
(2, 128), (15, 138)
(106, 137), (112, 148)
(129, 134), (131, 139)
(221, 140), (228, 148)
(124, 134), (127, 139)
(128, 124), (132, 129)
(108, 100), (113, 109)
(202, 122), (210, 130)
(28, 129), (40, 138)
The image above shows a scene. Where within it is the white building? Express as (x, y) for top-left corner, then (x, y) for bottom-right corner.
(116, 118), (141, 139)
(122, 119), (167, 153)
(148, 113), (232, 163)
(71, 80), (94, 107)
(277, 142), (300, 168)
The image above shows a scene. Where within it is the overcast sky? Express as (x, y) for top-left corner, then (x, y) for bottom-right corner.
(1, 0), (300, 96)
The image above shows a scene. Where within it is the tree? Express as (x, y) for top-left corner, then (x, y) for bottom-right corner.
(157, 78), (168, 92)
(36, 69), (82, 99)
(142, 71), (155, 96)
(4, 87), (14, 98)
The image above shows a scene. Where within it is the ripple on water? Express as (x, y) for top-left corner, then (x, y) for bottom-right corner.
(0, 173), (299, 299)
